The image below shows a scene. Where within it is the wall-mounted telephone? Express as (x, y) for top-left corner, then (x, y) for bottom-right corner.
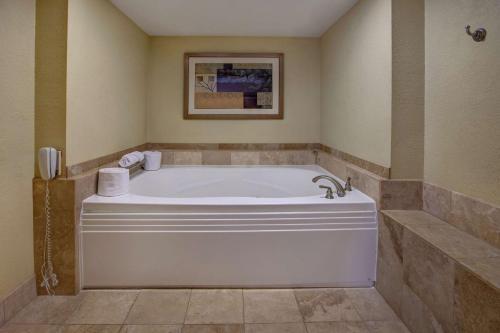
(38, 147), (61, 180)
(38, 147), (60, 295)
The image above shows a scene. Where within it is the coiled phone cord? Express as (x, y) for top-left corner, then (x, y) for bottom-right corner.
(41, 180), (58, 295)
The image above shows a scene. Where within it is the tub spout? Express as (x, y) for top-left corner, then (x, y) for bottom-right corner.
(312, 175), (346, 197)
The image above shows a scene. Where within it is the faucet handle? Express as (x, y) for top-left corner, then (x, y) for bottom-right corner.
(319, 185), (334, 199)
(345, 177), (352, 191)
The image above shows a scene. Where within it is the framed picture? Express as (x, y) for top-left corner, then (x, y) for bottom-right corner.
(184, 52), (284, 120)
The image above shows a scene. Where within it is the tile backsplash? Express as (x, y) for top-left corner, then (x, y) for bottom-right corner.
(424, 183), (500, 249)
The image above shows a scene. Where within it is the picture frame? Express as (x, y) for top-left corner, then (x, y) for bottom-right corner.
(183, 52), (284, 120)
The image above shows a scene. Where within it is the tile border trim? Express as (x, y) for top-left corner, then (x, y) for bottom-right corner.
(318, 144), (390, 178)
(65, 142), (391, 178)
(66, 143), (149, 178)
(149, 143), (321, 151)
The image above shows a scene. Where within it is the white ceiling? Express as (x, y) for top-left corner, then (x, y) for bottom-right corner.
(110, 0), (358, 37)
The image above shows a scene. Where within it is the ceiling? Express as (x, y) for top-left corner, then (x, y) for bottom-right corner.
(110, 0), (358, 37)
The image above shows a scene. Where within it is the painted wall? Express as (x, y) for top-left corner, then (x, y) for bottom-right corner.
(147, 37), (321, 143)
(66, 0), (149, 166)
(35, 0), (68, 176)
(0, 0), (35, 298)
(320, 0), (392, 168)
(425, 0), (500, 205)
(390, 0), (424, 179)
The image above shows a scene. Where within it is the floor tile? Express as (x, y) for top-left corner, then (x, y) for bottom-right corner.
(365, 321), (410, 333)
(245, 323), (306, 333)
(119, 325), (181, 333)
(181, 324), (243, 333)
(184, 290), (243, 324)
(0, 300), (5, 327)
(9, 296), (84, 324)
(305, 322), (369, 333)
(0, 324), (63, 333)
(243, 290), (302, 323)
(344, 288), (398, 321)
(66, 291), (138, 325)
(125, 290), (190, 324)
(294, 289), (361, 322)
(62, 325), (122, 333)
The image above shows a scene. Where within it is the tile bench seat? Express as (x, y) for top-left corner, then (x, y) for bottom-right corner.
(376, 210), (500, 333)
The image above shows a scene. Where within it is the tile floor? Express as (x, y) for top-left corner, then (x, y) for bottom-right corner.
(0, 288), (410, 333)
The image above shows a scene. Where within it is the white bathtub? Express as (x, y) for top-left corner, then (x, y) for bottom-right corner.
(80, 165), (377, 288)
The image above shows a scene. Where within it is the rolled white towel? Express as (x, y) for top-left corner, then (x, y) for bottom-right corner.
(98, 168), (129, 196)
(118, 151), (144, 168)
(143, 151), (162, 171)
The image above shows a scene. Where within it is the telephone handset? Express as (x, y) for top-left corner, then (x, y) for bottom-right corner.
(38, 147), (61, 180)
(38, 147), (60, 295)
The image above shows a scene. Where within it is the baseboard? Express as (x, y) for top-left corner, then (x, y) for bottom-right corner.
(0, 275), (36, 327)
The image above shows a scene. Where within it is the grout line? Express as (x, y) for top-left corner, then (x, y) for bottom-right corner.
(241, 289), (245, 333)
(121, 290), (140, 326)
(182, 289), (193, 325)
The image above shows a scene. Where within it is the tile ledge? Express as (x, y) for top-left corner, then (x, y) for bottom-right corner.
(381, 210), (445, 226)
(381, 210), (500, 291)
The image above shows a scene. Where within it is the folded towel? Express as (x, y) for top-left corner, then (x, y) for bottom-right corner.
(118, 151), (144, 168)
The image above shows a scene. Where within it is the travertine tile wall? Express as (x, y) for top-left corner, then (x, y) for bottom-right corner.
(159, 150), (316, 166)
(33, 178), (77, 296)
(377, 211), (500, 333)
(66, 143), (148, 177)
(32, 171), (98, 296)
(380, 180), (423, 210)
(316, 150), (422, 212)
(317, 150), (385, 207)
(424, 182), (500, 249)
(318, 144), (390, 178)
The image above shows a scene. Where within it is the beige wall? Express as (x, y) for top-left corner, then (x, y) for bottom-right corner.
(147, 37), (321, 143)
(390, 0), (424, 179)
(66, 0), (149, 166)
(320, 0), (392, 168)
(425, 0), (500, 205)
(0, 0), (35, 298)
(35, 0), (68, 176)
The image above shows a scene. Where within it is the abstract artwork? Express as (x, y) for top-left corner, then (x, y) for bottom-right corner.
(184, 53), (283, 119)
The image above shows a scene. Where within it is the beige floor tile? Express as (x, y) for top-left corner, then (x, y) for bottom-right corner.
(119, 325), (181, 333)
(66, 291), (138, 325)
(344, 288), (398, 321)
(0, 324), (63, 333)
(125, 290), (190, 324)
(245, 323), (307, 333)
(185, 290), (243, 324)
(9, 296), (84, 324)
(305, 322), (369, 333)
(294, 289), (361, 322)
(62, 325), (122, 333)
(365, 321), (410, 333)
(181, 324), (243, 333)
(243, 290), (302, 324)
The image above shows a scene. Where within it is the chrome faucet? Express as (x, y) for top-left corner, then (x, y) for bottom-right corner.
(312, 175), (346, 197)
